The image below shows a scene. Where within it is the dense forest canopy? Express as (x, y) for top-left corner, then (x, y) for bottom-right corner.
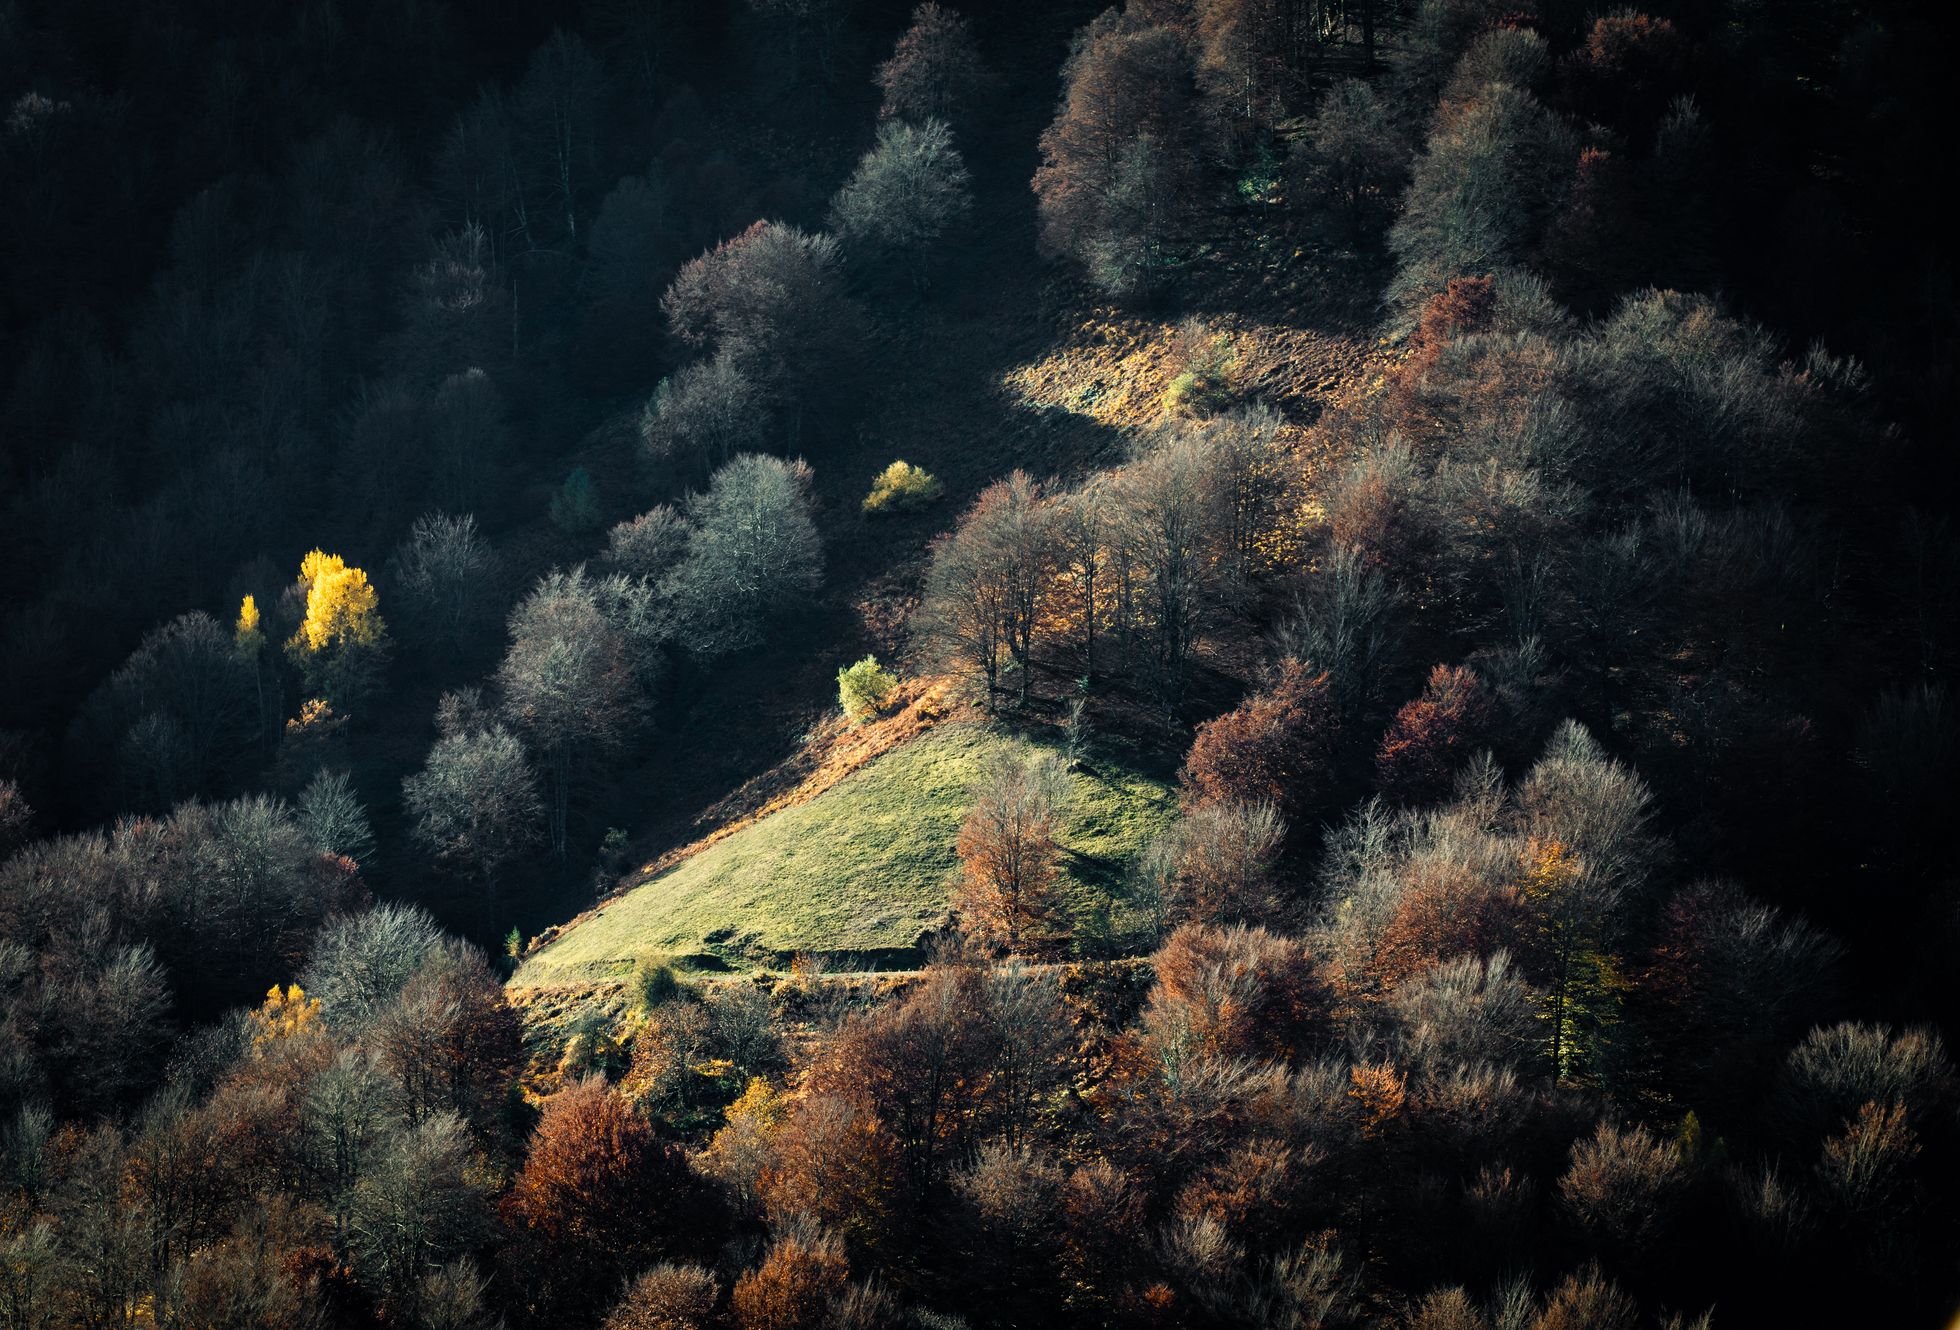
(1, 0), (1955, 1328)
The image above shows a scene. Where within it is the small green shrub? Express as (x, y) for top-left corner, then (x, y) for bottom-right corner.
(837, 655), (900, 721)
(550, 467), (603, 533)
(1163, 318), (1240, 418)
(630, 948), (683, 1010)
(862, 460), (945, 515)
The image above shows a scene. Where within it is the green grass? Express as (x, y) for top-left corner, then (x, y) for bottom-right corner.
(512, 722), (1175, 985)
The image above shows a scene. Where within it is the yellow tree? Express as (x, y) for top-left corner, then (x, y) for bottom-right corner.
(236, 595), (269, 746)
(286, 551), (390, 708)
(1519, 838), (1627, 1082)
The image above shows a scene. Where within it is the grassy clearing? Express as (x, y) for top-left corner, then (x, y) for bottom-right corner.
(511, 721), (1176, 987)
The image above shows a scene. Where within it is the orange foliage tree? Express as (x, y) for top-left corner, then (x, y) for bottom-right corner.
(730, 1229), (852, 1330)
(1143, 922), (1331, 1063)
(1181, 660), (1337, 817)
(954, 747), (1070, 952)
(1375, 663), (1494, 804)
(501, 1076), (715, 1326)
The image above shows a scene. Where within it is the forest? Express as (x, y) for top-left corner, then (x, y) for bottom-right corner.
(0, 0), (1955, 1327)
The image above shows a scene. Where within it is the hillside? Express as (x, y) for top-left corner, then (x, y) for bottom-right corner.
(512, 719), (1175, 987)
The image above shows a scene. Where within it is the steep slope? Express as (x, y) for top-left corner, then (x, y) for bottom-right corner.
(511, 720), (1174, 987)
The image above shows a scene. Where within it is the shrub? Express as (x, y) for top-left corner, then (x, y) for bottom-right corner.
(603, 1264), (719, 1330)
(862, 460), (945, 515)
(837, 656), (900, 722)
(550, 467), (603, 534)
(1162, 319), (1239, 419)
(631, 949), (683, 1011)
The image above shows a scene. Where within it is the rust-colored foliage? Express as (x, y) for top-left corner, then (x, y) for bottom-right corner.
(1401, 274), (1497, 383)
(281, 1246), (378, 1330)
(374, 948), (523, 1131)
(876, 2), (988, 124)
(1180, 660), (1337, 817)
(1371, 856), (1531, 993)
(954, 749), (1069, 954)
(730, 1230), (850, 1330)
(1059, 1159), (1148, 1299)
(1031, 16), (1201, 265)
(1174, 1137), (1318, 1254)
(756, 1094), (905, 1253)
(502, 1076), (711, 1325)
(1545, 146), (1642, 310)
(1558, 13), (1689, 138)
(1376, 663), (1495, 804)
(1349, 1062), (1409, 1138)
(801, 963), (996, 1213)
(1146, 922), (1331, 1062)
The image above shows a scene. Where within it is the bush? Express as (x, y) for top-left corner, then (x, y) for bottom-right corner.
(550, 467), (603, 534)
(862, 460), (945, 515)
(837, 656), (900, 722)
(631, 950), (684, 1011)
(1162, 319), (1239, 419)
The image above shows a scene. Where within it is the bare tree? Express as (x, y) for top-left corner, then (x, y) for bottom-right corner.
(514, 31), (605, 248)
(664, 454), (824, 660)
(297, 768), (376, 866)
(403, 708), (546, 892)
(956, 746), (1072, 953)
(1151, 798), (1287, 926)
(638, 351), (767, 474)
(301, 903), (448, 1037)
(830, 118), (972, 284)
(80, 611), (255, 811)
(497, 570), (641, 856)
(390, 512), (502, 661)
(1109, 429), (1229, 704)
(876, 3), (990, 125)
(914, 471), (1060, 708)
(606, 504), (691, 582)
(661, 221), (856, 403)
(1290, 79), (1412, 242)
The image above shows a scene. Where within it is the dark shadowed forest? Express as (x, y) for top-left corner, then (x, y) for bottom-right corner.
(1, 0), (1956, 1327)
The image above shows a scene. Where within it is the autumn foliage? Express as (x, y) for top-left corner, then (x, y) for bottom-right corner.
(502, 1077), (715, 1325)
(1376, 663), (1495, 803)
(1180, 660), (1337, 816)
(954, 747), (1070, 952)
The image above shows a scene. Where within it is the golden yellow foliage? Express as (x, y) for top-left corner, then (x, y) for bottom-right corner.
(290, 550), (384, 654)
(723, 1076), (788, 1132)
(1517, 837), (1581, 905)
(235, 594), (263, 652)
(249, 983), (320, 1050)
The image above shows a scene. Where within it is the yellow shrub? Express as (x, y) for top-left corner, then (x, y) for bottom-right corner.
(862, 460), (945, 515)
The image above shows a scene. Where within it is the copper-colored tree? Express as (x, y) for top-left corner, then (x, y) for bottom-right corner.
(1032, 15), (1202, 296)
(1142, 922), (1331, 1062)
(801, 962), (999, 1216)
(1375, 663), (1494, 804)
(1181, 660), (1337, 817)
(955, 746), (1071, 952)
(730, 1229), (850, 1330)
(876, 3), (990, 125)
(501, 1076), (713, 1326)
